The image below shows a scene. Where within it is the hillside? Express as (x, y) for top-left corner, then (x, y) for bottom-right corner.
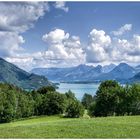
(0, 115), (139, 138)
(0, 58), (52, 90)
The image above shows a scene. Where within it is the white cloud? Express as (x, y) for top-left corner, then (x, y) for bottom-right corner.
(42, 28), (85, 67)
(111, 34), (140, 63)
(85, 27), (140, 65)
(54, 1), (69, 12)
(0, 2), (49, 70)
(6, 28), (85, 71)
(6, 56), (33, 71)
(42, 29), (69, 44)
(85, 29), (111, 63)
(0, 2), (49, 33)
(112, 24), (132, 36)
(0, 32), (25, 57)
(3, 20), (140, 71)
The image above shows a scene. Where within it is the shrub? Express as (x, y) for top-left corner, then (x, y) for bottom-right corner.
(65, 100), (84, 118)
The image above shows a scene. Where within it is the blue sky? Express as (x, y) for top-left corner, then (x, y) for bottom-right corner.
(1, 2), (140, 70)
(23, 2), (140, 52)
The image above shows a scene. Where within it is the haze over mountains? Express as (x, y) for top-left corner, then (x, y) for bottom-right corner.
(0, 58), (52, 90)
(31, 63), (140, 83)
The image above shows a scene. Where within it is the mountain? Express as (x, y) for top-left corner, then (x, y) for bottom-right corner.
(31, 64), (103, 82)
(134, 65), (140, 73)
(0, 58), (52, 90)
(110, 63), (136, 79)
(96, 63), (136, 81)
(102, 63), (116, 73)
(129, 72), (140, 83)
(31, 63), (138, 83)
(63, 64), (103, 81)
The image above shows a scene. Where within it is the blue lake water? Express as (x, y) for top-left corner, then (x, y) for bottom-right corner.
(57, 83), (100, 100)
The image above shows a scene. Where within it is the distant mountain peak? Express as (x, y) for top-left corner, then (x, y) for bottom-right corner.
(96, 65), (102, 69)
(102, 63), (116, 73)
(118, 62), (129, 67)
(77, 64), (87, 67)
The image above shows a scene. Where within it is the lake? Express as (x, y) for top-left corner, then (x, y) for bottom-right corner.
(57, 83), (100, 100)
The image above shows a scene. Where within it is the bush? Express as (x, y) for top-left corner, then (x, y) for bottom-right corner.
(65, 100), (84, 118)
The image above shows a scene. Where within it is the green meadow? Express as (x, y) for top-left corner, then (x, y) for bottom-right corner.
(0, 115), (139, 138)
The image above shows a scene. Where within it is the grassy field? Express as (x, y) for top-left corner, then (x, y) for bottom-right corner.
(0, 115), (140, 138)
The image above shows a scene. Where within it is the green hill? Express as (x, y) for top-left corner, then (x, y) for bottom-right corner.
(0, 58), (52, 90)
(0, 115), (139, 138)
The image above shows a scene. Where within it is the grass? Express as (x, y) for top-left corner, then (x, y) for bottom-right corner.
(0, 115), (140, 138)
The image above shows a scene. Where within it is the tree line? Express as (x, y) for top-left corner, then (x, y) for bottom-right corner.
(0, 80), (140, 123)
(82, 80), (140, 117)
(0, 83), (84, 123)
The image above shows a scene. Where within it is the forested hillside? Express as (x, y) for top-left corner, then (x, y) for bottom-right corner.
(0, 58), (53, 90)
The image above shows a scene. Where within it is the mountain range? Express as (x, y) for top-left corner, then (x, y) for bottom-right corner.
(0, 58), (53, 90)
(31, 63), (140, 83)
(1, 57), (140, 88)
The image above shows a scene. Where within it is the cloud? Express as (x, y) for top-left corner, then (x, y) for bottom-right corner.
(111, 34), (140, 63)
(0, 2), (49, 33)
(0, 2), (49, 70)
(3, 19), (140, 70)
(6, 28), (85, 71)
(54, 2), (69, 12)
(85, 27), (140, 65)
(112, 24), (132, 36)
(0, 32), (25, 57)
(42, 29), (69, 44)
(85, 29), (111, 63)
(42, 28), (85, 67)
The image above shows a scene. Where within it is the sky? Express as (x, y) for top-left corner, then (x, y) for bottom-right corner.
(1, 1), (140, 71)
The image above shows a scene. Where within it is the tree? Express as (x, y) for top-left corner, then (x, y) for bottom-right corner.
(88, 80), (140, 117)
(65, 90), (76, 100)
(0, 91), (16, 123)
(0, 84), (17, 122)
(0, 83), (35, 122)
(31, 90), (43, 115)
(128, 84), (140, 115)
(37, 86), (56, 94)
(82, 93), (93, 109)
(65, 100), (84, 118)
(40, 91), (66, 115)
(89, 80), (121, 117)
